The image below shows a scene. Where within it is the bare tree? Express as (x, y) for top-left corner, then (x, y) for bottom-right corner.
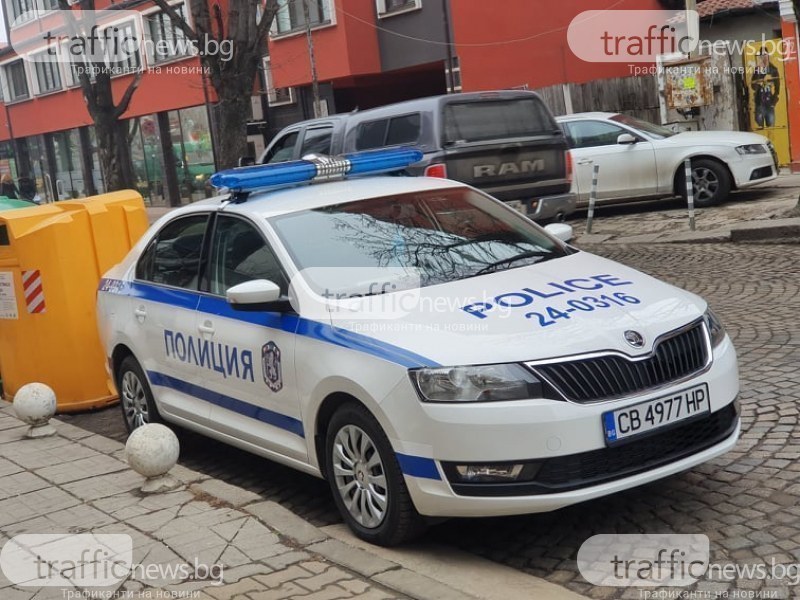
(56, 0), (142, 191)
(151, 0), (279, 170)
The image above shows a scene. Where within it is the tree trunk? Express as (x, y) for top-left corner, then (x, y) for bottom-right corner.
(94, 112), (136, 191)
(214, 91), (253, 170)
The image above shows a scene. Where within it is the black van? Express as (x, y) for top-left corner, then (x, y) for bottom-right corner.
(257, 91), (576, 221)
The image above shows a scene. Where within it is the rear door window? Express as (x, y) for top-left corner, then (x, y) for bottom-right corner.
(443, 98), (554, 144)
(356, 113), (421, 150)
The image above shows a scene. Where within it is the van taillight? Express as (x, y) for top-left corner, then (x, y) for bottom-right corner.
(424, 164), (447, 178)
(565, 151), (573, 184)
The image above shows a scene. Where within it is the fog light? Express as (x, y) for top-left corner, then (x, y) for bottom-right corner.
(454, 464), (524, 482)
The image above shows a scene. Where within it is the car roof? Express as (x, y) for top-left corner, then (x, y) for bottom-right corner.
(168, 176), (466, 221)
(277, 90), (547, 131)
(555, 112), (619, 121)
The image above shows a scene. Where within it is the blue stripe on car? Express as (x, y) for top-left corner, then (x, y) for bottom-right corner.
(396, 453), (441, 480)
(147, 370), (306, 438)
(104, 279), (438, 369)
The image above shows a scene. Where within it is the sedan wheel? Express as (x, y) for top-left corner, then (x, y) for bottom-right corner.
(683, 158), (731, 207)
(325, 403), (427, 546)
(332, 425), (388, 528)
(118, 356), (162, 433)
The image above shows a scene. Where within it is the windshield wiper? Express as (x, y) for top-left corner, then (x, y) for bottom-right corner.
(472, 250), (551, 276)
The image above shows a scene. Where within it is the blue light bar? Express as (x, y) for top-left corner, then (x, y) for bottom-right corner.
(210, 147), (423, 193)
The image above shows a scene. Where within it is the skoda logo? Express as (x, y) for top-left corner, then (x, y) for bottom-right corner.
(624, 330), (645, 349)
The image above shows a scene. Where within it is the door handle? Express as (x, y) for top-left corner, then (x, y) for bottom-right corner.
(198, 320), (215, 336)
(134, 305), (146, 322)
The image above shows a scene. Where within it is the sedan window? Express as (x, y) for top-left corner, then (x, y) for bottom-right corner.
(565, 121), (626, 149)
(136, 214), (209, 289)
(207, 216), (287, 296)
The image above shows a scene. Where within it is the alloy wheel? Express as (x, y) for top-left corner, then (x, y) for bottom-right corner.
(331, 424), (388, 528)
(121, 370), (149, 429)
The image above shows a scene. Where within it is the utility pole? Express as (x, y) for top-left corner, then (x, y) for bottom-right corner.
(303, 0), (322, 117)
(685, 0), (698, 58)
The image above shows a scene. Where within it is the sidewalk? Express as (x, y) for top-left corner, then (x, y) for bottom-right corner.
(0, 402), (584, 600)
(569, 175), (800, 246)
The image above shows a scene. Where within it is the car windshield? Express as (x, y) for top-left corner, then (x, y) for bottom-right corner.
(610, 114), (676, 139)
(268, 188), (567, 295)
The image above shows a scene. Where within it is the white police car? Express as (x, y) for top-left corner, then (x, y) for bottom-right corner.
(97, 148), (740, 546)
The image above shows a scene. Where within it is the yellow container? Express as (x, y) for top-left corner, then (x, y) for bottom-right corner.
(0, 191), (148, 412)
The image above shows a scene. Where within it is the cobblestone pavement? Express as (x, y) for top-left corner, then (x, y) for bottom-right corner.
(65, 243), (800, 599)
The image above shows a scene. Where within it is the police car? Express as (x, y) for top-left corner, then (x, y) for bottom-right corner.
(97, 148), (740, 546)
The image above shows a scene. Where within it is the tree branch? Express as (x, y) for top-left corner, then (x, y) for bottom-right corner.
(254, 0), (279, 52)
(150, 0), (201, 42)
(113, 70), (143, 119)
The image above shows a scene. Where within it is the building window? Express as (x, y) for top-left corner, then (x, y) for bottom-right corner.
(263, 57), (295, 106)
(274, 0), (332, 35)
(376, 0), (421, 17)
(4, 60), (29, 101)
(147, 5), (190, 64)
(33, 52), (62, 95)
(39, 0), (59, 11)
(7, 0), (34, 23)
(105, 20), (141, 76)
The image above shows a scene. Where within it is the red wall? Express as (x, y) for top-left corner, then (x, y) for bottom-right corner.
(450, 0), (664, 92)
(268, 0), (381, 88)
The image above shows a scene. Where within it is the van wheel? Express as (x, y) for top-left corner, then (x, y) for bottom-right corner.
(325, 403), (427, 546)
(117, 356), (162, 433)
(679, 159), (731, 207)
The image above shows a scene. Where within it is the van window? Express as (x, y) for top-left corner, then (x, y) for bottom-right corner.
(356, 120), (389, 150)
(386, 114), (421, 146)
(300, 126), (334, 156)
(443, 98), (554, 144)
(355, 113), (422, 150)
(264, 131), (299, 164)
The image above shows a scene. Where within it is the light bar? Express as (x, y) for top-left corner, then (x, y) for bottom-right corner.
(209, 147), (423, 192)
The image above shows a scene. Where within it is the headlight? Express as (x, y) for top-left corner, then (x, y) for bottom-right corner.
(704, 308), (726, 347)
(735, 144), (767, 155)
(410, 364), (542, 402)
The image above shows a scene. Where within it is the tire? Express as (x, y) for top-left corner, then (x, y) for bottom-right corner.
(117, 356), (163, 433)
(325, 403), (427, 546)
(679, 159), (731, 208)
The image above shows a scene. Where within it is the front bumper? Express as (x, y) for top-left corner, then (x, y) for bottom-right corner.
(385, 335), (740, 518)
(731, 154), (778, 188)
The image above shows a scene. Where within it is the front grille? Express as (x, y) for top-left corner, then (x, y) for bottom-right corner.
(532, 322), (709, 403)
(445, 403), (738, 497)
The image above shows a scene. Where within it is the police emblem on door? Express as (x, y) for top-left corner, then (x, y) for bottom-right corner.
(262, 342), (282, 392)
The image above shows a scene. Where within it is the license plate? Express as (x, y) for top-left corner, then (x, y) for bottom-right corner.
(602, 383), (710, 446)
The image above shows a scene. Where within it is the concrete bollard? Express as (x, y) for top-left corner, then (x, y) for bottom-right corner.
(13, 383), (57, 439)
(125, 423), (181, 494)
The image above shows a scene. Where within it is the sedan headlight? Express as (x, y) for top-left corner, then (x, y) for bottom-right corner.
(411, 363), (542, 402)
(704, 308), (726, 347)
(735, 144), (768, 155)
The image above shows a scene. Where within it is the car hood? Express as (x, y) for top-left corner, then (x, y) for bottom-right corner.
(324, 251), (708, 367)
(662, 130), (769, 147)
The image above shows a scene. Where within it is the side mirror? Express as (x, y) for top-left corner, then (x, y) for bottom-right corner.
(227, 279), (290, 312)
(617, 133), (638, 145)
(544, 223), (574, 243)
(238, 156), (256, 168)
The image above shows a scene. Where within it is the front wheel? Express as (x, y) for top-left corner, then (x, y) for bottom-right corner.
(325, 403), (427, 546)
(117, 356), (162, 433)
(680, 159), (731, 207)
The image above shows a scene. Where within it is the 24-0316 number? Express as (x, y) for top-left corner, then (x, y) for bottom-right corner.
(525, 293), (641, 328)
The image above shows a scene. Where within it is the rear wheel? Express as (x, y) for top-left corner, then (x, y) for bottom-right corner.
(117, 356), (162, 433)
(679, 159), (731, 207)
(325, 403), (427, 546)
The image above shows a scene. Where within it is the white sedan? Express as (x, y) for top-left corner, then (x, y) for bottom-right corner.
(97, 148), (740, 546)
(557, 112), (777, 207)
